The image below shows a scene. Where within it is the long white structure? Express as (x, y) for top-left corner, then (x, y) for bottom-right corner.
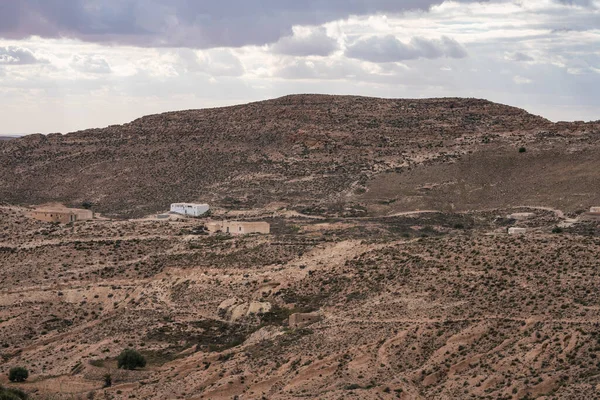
(170, 203), (210, 217)
(508, 227), (527, 235)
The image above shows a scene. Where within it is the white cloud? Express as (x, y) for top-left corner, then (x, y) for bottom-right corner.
(271, 27), (339, 56)
(178, 49), (245, 77)
(70, 55), (111, 74)
(0, 46), (47, 65)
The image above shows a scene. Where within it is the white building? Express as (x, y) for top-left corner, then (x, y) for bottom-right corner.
(508, 227), (527, 235)
(590, 207), (600, 213)
(170, 203), (210, 217)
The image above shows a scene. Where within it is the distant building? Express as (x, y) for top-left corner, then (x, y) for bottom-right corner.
(508, 227), (527, 235)
(29, 208), (94, 223)
(170, 203), (210, 217)
(590, 207), (600, 213)
(289, 313), (322, 329)
(206, 221), (270, 235)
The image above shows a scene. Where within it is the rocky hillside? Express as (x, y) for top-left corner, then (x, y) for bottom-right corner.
(2, 204), (600, 399)
(0, 95), (598, 217)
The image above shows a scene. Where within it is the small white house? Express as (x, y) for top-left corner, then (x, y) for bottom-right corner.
(590, 207), (600, 213)
(508, 227), (527, 235)
(170, 203), (210, 217)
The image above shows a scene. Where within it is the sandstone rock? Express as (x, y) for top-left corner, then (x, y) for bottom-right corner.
(247, 301), (272, 315)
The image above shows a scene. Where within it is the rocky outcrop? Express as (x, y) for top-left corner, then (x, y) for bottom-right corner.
(218, 298), (272, 321)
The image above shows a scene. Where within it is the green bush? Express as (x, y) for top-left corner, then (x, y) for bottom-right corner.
(518, 147), (527, 153)
(8, 367), (28, 383)
(0, 385), (28, 399)
(103, 373), (112, 388)
(117, 349), (146, 370)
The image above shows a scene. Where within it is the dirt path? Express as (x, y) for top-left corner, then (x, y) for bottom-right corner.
(321, 314), (600, 326)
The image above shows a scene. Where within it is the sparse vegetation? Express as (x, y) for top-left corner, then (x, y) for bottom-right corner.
(0, 386), (28, 400)
(0, 96), (599, 399)
(8, 367), (28, 383)
(117, 349), (146, 370)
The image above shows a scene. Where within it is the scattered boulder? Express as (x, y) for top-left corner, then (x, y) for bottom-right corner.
(247, 301), (272, 315)
(230, 303), (249, 321)
(217, 297), (242, 318)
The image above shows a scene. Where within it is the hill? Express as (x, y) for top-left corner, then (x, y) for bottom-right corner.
(1, 95), (600, 399)
(1, 94), (597, 217)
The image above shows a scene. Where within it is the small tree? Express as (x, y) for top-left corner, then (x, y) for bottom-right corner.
(8, 367), (28, 383)
(519, 147), (527, 153)
(103, 373), (112, 388)
(117, 349), (146, 370)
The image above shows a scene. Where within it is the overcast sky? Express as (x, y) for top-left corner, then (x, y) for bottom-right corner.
(0, 0), (598, 135)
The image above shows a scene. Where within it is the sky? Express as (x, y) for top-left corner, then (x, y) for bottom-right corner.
(0, 0), (599, 135)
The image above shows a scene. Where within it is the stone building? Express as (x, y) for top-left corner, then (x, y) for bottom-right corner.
(206, 221), (270, 235)
(289, 312), (322, 329)
(29, 208), (94, 223)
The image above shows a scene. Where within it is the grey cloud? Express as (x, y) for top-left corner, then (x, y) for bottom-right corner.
(556, 0), (597, 7)
(271, 28), (339, 56)
(70, 55), (112, 73)
(508, 52), (535, 62)
(0, 46), (46, 65)
(346, 35), (468, 63)
(0, 0), (483, 49)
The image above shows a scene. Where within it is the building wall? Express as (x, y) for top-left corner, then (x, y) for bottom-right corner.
(508, 227), (527, 235)
(205, 221), (270, 235)
(30, 211), (76, 223)
(170, 203), (210, 217)
(72, 209), (94, 221)
(289, 313), (322, 328)
(29, 207), (94, 223)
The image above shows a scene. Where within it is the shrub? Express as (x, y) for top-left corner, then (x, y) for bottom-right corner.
(552, 226), (564, 234)
(519, 147), (527, 153)
(103, 373), (112, 388)
(117, 349), (146, 370)
(8, 367), (28, 383)
(0, 386), (28, 400)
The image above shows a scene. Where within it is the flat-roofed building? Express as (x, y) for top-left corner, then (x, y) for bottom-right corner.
(170, 203), (210, 217)
(206, 221), (270, 235)
(29, 207), (94, 223)
(508, 227), (527, 235)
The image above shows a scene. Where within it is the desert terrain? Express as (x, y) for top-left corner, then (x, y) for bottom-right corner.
(1, 95), (599, 399)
